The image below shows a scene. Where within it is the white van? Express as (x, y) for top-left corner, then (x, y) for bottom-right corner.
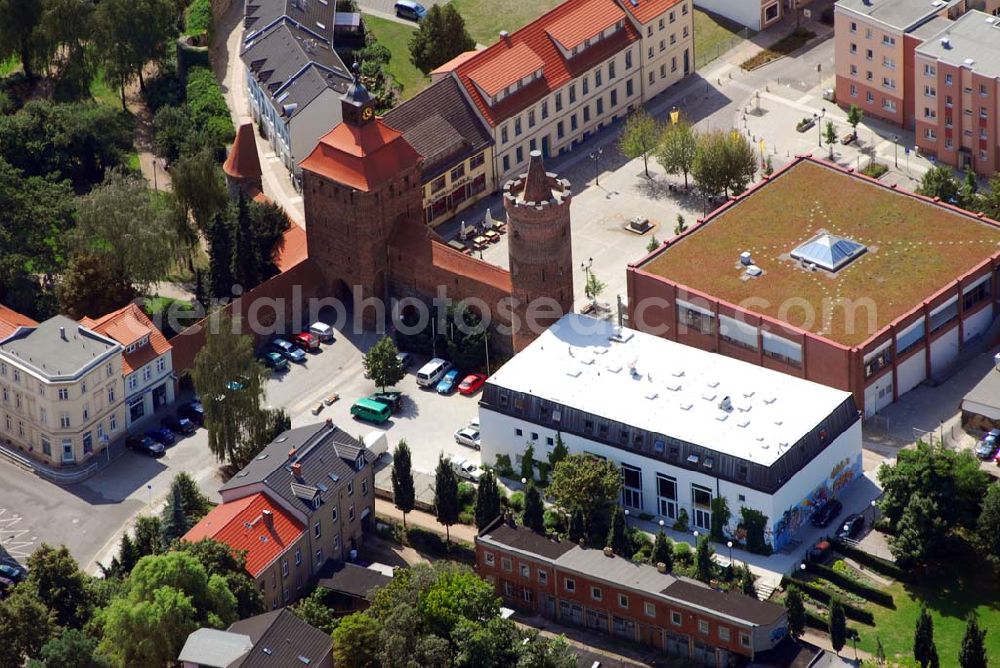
(416, 358), (452, 387)
(363, 431), (388, 460)
(309, 322), (334, 343)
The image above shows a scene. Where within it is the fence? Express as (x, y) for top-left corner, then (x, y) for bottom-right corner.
(694, 27), (752, 70)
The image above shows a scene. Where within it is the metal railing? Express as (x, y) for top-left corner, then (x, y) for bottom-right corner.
(0, 442), (101, 485)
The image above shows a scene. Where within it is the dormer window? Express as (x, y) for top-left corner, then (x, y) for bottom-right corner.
(355, 455), (365, 471)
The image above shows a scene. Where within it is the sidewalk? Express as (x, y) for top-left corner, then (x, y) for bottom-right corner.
(374, 497), (479, 543)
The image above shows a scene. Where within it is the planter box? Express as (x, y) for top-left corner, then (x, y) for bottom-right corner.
(796, 120), (815, 133)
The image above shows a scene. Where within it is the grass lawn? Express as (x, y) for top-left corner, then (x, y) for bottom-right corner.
(740, 27), (815, 70)
(89, 67), (122, 108)
(451, 0), (561, 47)
(693, 8), (748, 68)
(0, 55), (19, 77)
(364, 15), (429, 101)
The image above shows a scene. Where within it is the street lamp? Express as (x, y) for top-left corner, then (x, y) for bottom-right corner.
(870, 499), (879, 526)
(726, 540), (733, 563)
(521, 477), (527, 486)
(814, 108), (826, 147)
(893, 134), (899, 167)
(624, 508), (630, 528)
(589, 148), (603, 186)
(800, 562), (807, 572)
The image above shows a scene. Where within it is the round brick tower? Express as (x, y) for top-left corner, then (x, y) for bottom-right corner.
(503, 150), (574, 352)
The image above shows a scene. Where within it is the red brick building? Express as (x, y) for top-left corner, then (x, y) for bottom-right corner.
(476, 517), (787, 667)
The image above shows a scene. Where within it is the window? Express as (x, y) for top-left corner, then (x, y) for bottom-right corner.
(882, 76), (894, 89)
(470, 152), (485, 169)
(583, 105), (590, 123)
(980, 84), (988, 96)
(502, 156), (510, 172)
(644, 601), (656, 617)
(362, 479), (368, 496)
(41, 435), (51, 456)
(58, 388), (69, 401)
(698, 619), (710, 634)
(331, 506), (338, 523)
(595, 68), (602, 87)
(110, 414), (118, 431)
(929, 297), (958, 334)
(156, 357), (165, 373)
(555, 92), (563, 111)
(538, 569), (547, 584)
(295, 548), (301, 565)
(648, 47), (653, 59)
(610, 89), (618, 106)
(850, 21), (857, 32)
(514, 117), (522, 136)
(625, 49), (632, 69)
(60, 412), (71, 428)
(671, 611), (682, 626)
(981, 106), (989, 119)
(622, 463), (643, 510)
(618, 593), (629, 608)
(127, 375), (138, 391)
(850, 84), (857, 97)
(670, 33), (676, 45)
(501, 126), (508, 143)
(883, 56), (895, 69)
(608, 61), (616, 79)
(569, 84), (576, 104)
(865, 48), (873, 61)
(564, 578), (575, 592)
(347, 481), (353, 496)
(924, 63), (936, 76)
(963, 277), (991, 312)
(528, 109), (535, 128)
(682, 26), (688, 37)
(591, 585), (602, 601)
(571, 114), (578, 131)
(850, 64), (857, 75)
(450, 164), (465, 181)
(541, 101), (548, 120)
(719, 626), (730, 641)
(313, 523), (321, 539)
(108, 387), (115, 403)
(142, 366), (152, 382)
(882, 35), (895, 46)
(659, 17), (665, 29)
(924, 107), (936, 119)
(626, 79), (634, 96)
(946, 73), (953, 85)
(850, 43), (857, 54)
(484, 551), (495, 566)
(556, 121), (564, 139)
(659, 64), (665, 78)
(659, 39), (665, 52)
(282, 559), (288, 577)
(315, 549), (323, 564)
(924, 85), (935, 97)
(740, 632), (751, 648)
(348, 504), (355, 522)
(657, 474), (678, 519)
(519, 563), (530, 578)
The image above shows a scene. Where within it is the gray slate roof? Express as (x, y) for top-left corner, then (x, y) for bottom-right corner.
(244, 0), (334, 42)
(241, 19), (352, 120)
(383, 76), (493, 181)
(228, 609), (332, 668)
(221, 421), (373, 515)
(916, 10), (1000, 79)
(0, 315), (121, 381)
(318, 562), (393, 599)
(836, 0), (961, 32)
(177, 628), (253, 668)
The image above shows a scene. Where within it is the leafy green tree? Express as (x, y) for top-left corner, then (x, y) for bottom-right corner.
(153, 104), (196, 162)
(710, 496), (731, 541)
(98, 585), (200, 667)
(392, 439), (416, 527)
(171, 148), (229, 241)
(619, 109), (661, 177)
(169, 472), (211, 523)
(693, 129), (757, 199)
(824, 120), (837, 158)
(916, 165), (961, 202)
(160, 484), (194, 545)
(548, 453), (620, 541)
(738, 563), (756, 597)
(435, 453), (460, 543)
(548, 433), (569, 469)
(0, 0), (43, 78)
(454, 617), (521, 667)
(741, 507), (770, 554)
(175, 539), (264, 619)
(291, 590), (340, 635)
(520, 443), (536, 482)
(568, 506), (586, 544)
(829, 597), (847, 655)
(976, 483), (1000, 563)
(607, 506), (633, 558)
(206, 212), (235, 298)
(133, 515), (166, 559)
(914, 606), (939, 668)
(523, 483), (545, 532)
(93, 0), (177, 108)
(656, 121), (697, 188)
(27, 627), (109, 668)
(890, 493), (947, 568)
(584, 270), (606, 302)
(517, 630), (578, 668)
(57, 253), (137, 320)
(978, 172), (1000, 220)
(363, 335), (406, 392)
(408, 4), (475, 74)
(646, 235), (660, 253)
(475, 469), (502, 531)
(675, 213), (687, 235)
(785, 585), (805, 638)
(651, 529), (673, 570)
(0, 584), (57, 666)
(26, 543), (91, 629)
(961, 169), (979, 208)
(846, 104), (863, 139)
(108, 532), (139, 577)
(958, 613), (987, 668)
(695, 535), (714, 582)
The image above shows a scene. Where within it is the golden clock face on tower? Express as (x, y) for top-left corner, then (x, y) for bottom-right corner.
(361, 106), (373, 120)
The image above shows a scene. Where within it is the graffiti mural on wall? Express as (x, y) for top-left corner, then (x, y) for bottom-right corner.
(772, 453), (862, 551)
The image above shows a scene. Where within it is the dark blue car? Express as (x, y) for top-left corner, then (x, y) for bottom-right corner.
(145, 428), (176, 446)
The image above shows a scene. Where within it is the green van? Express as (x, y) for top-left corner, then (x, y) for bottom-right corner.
(351, 398), (392, 424)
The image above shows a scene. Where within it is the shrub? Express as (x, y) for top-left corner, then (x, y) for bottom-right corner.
(860, 161), (889, 179)
(509, 491), (525, 513)
(458, 509), (475, 526)
(782, 577), (875, 625)
(185, 0), (212, 37)
(806, 561), (895, 608)
(495, 454), (514, 477)
(143, 64), (183, 112)
(186, 66), (234, 142)
(457, 482), (476, 510)
(673, 508), (689, 532)
(543, 509), (564, 535)
(153, 105), (194, 162)
(830, 539), (908, 582)
(673, 541), (693, 565)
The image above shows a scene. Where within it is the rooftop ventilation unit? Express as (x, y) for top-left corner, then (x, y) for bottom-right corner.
(718, 396), (732, 411)
(687, 453), (699, 464)
(740, 251), (752, 266)
(963, 58), (975, 66)
(746, 265), (763, 277)
(940, 36), (951, 48)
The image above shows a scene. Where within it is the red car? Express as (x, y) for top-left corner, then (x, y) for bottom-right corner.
(293, 332), (319, 351)
(458, 373), (488, 395)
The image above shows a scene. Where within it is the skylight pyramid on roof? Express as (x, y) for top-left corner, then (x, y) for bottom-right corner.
(790, 232), (867, 271)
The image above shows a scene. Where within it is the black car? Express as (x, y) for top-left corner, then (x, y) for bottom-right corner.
(811, 499), (843, 528)
(0, 563), (26, 583)
(836, 513), (865, 540)
(177, 400), (204, 426)
(161, 414), (195, 435)
(0, 576), (14, 599)
(369, 391), (403, 412)
(126, 435), (165, 457)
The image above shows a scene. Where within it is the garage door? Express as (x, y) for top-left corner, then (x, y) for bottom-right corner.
(930, 327), (959, 377)
(864, 375), (894, 417)
(896, 352), (926, 398)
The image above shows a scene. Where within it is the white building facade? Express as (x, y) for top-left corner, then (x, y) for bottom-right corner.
(479, 315), (863, 552)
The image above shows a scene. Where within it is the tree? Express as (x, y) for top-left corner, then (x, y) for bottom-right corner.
(890, 493), (947, 568)
(710, 496), (731, 542)
(98, 586), (201, 667)
(175, 539), (264, 619)
(125, 552), (237, 628)
(847, 104), (863, 139)
(206, 212), (235, 298)
(408, 4), (475, 75)
(27, 627), (109, 668)
(979, 172), (1000, 220)
(160, 484), (193, 544)
(692, 129), (757, 200)
(738, 563), (756, 597)
(785, 586), (805, 639)
(695, 535), (714, 582)
(0, 585), (57, 666)
(169, 472), (211, 523)
(584, 270), (606, 303)
(26, 543), (91, 629)
(568, 506), (586, 544)
(93, 0), (177, 109)
(829, 597), (847, 655)
(619, 109), (661, 178)
(191, 312), (271, 470)
(548, 454), (621, 541)
(475, 469), (502, 531)
(523, 483), (545, 532)
(391, 439), (416, 527)
(824, 120), (837, 159)
(651, 529), (673, 571)
(656, 121), (698, 188)
(455, 617), (521, 668)
(363, 335), (405, 392)
(959, 613), (987, 668)
(153, 104), (196, 162)
(646, 235), (660, 253)
(976, 483), (1000, 563)
(548, 433), (568, 469)
(607, 506), (633, 558)
(133, 515), (166, 559)
(520, 443), (535, 482)
(57, 253), (137, 320)
(916, 165), (961, 202)
(914, 606), (939, 668)
(517, 630), (578, 668)
(291, 590), (340, 636)
(0, 0), (43, 78)
(74, 168), (181, 295)
(171, 147), (229, 238)
(435, 453), (460, 543)
(675, 213), (687, 235)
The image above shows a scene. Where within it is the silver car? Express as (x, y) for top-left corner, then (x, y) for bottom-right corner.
(454, 426), (481, 450)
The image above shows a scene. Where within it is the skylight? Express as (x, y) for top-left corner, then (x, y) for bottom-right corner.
(790, 232), (867, 272)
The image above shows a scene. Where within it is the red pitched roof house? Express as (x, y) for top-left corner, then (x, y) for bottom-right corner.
(0, 304), (36, 340)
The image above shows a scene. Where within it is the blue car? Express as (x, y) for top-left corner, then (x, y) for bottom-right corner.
(436, 369), (461, 394)
(271, 338), (306, 363)
(145, 428), (176, 446)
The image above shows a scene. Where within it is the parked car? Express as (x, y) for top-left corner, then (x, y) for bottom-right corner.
(271, 338), (306, 363)
(416, 358), (452, 387)
(368, 391), (402, 412)
(807, 539), (831, 562)
(394, 0), (426, 21)
(178, 400), (204, 426)
(976, 429), (1000, 459)
(454, 426), (481, 450)
(161, 415), (195, 435)
(450, 457), (483, 483)
(436, 369), (461, 394)
(293, 331), (320, 352)
(396, 351), (413, 369)
(810, 499), (843, 528)
(261, 351), (289, 372)
(0, 563), (27, 583)
(145, 428), (176, 447)
(309, 322), (335, 343)
(363, 431), (388, 460)
(458, 373), (488, 396)
(840, 132), (855, 145)
(126, 435), (165, 457)
(0, 576), (14, 598)
(351, 398), (392, 424)
(836, 513), (865, 540)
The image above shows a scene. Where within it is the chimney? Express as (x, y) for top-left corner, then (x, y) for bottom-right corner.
(59, 326), (66, 341)
(291, 462), (302, 478)
(499, 30), (510, 42)
(325, 418), (333, 428)
(262, 509), (273, 527)
(287, 448), (297, 459)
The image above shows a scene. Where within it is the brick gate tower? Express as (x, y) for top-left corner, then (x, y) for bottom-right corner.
(299, 68), (423, 325)
(503, 150), (574, 352)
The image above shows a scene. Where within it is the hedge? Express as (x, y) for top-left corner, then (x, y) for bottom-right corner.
(186, 66), (235, 144)
(184, 0), (212, 37)
(807, 561), (895, 608)
(783, 578), (875, 625)
(177, 40), (211, 72)
(830, 539), (908, 582)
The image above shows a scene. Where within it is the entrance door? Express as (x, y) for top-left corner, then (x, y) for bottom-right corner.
(541, 135), (550, 159)
(683, 49), (690, 75)
(152, 383), (167, 410)
(61, 439), (74, 464)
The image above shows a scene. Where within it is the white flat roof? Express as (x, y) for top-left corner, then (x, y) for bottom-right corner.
(487, 314), (853, 467)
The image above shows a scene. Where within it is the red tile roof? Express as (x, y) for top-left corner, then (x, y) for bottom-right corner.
(298, 118), (421, 192)
(183, 493), (305, 578)
(546, 0), (625, 50)
(0, 305), (36, 340)
(275, 224), (308, 272)
(431, 50), (479, 76)
(80, 303), (171, 375)
(453, 0), (640, 126)
(468, 43), (546, 97)
(620, 0), (683, 25)
(224, 123), (263, 181)
(431, 241), (514, 293)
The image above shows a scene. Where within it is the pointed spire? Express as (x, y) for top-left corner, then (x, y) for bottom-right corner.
(223, 123), (262, 180)
(523, 150), (551, 203)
